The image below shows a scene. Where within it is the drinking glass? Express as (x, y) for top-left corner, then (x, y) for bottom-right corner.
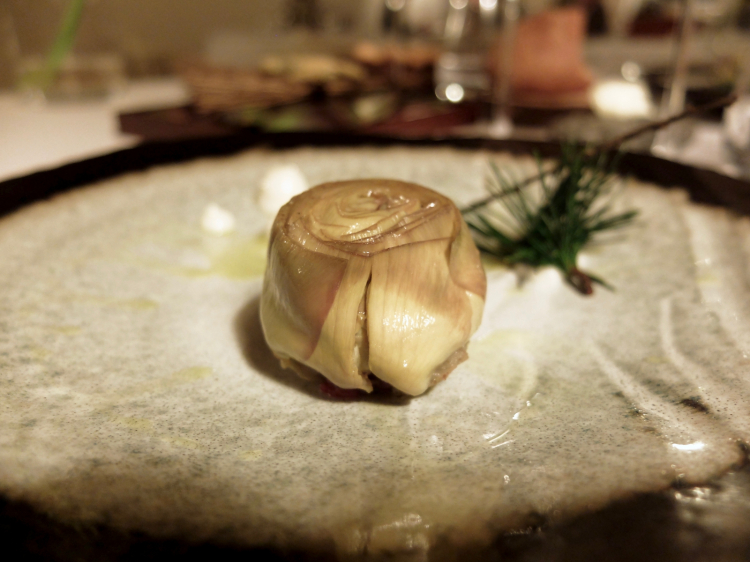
(433, 0), (518, 137)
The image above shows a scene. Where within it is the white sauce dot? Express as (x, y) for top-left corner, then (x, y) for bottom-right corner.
(201, 203), (236, 235)
(258, 164), (309, 223)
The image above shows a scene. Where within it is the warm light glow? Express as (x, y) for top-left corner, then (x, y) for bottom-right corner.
(385, 0), (406, 11)
(445, 83), (465, 103)
(591, 80), (653, 120)
(671, 441), (706, 452)
(450, 0), (469, 9)
(480, 0), (498, 9)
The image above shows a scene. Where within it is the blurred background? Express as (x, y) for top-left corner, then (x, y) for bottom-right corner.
(1, 0), (749, 179)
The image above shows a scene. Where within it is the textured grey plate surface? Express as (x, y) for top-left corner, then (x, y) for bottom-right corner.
(1, 146), (750, 559)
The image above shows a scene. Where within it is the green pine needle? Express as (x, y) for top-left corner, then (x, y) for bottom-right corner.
(462, 144), (637, 295)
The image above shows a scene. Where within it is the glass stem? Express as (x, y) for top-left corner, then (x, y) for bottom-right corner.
(652, 0), (695, 154)
(666, 0), (695, 117)
(490, 0), (519, 137)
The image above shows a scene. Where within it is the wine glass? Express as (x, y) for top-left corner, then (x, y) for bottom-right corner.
(434, 0), (518, 138)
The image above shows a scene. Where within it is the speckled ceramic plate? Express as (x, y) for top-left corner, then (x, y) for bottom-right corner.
(1, 143), (750, 560)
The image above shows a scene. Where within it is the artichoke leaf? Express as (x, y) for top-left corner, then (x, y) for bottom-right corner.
(450, 219), (487, 299)
(261, 234), (348, 361)
(306, 256), (373, 391)
(367, 239), (475, 396)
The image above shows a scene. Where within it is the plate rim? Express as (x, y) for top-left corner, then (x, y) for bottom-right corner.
(1, 132), (749, 220)
(2, 132), (750, 561)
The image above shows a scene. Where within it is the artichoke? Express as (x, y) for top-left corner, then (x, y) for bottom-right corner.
(260, 179), (486, 396)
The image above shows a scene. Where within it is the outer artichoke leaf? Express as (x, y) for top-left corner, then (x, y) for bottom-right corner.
(261, 233), (348, 361)
(450, 219), (488, 299)
(306, 256), (373, 391)
(367, 239), (474, 396)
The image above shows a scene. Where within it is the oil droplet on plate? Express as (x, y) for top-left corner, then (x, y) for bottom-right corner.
(238, 449), (264, 461)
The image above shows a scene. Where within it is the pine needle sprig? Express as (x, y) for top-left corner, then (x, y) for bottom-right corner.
(461, 95), (739, 295)
(463, 144), (637, 295)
